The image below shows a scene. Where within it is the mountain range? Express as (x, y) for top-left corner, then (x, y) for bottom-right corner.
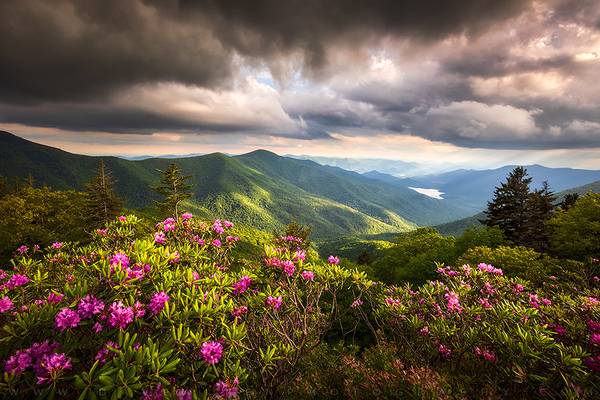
(0, 131), (469, 238)
(3, 131), (599, 239)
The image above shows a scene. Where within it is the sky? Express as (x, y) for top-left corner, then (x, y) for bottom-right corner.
(1, 0), (599, 170)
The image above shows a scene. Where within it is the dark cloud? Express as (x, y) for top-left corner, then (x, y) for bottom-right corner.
(0, 0), (529, 103)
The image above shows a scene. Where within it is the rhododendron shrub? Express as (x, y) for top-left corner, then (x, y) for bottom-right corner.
(375, 262), (600, 398)
(0, 215), (369, 399)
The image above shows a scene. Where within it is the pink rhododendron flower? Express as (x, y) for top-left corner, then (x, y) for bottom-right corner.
(281, 260), (295, 276)
(232, 276), (252, 295)
(17, 245), (28, 254)
(481, 282), (496, 295)
(55, 308), (81, 331)
(47, 292), (64, 304)
(419, 326), (430, 336)
(154, 232), (166, 245)
(95, 341), (120, 365)
(96, 228), (108, 236)
(93, 323), (104, 333)
(148, 292), (170, 315)
(141, 384), (164, 400)
(351, 298), (363, 308)
(223, 220), (234, 228)
(301, 270), (315, 281)
(266, 295), (283, 310)
(588, 320), (600, 332)
(474, 347), (497, 363)
(590, 333), (600, 346)
(328, 255), (340, 265)
(226, 235), (239, 242)
(5, 350), (32, 374)
(479, 298), (492, 309)
(133, 301), (146, 318)
(51, 242), (63, 249)
(0, 296), (14, 313)
(118, 215), (127, 222)
(192, 235), (205, 246)
(214, 377), (239, 399)
(4, 274), (30, 290)
(585, 355), (600, 372)
(584, 296), (600, 309)
(513, 283), (525, 293)
(212, 220), (225, 234)
(110, 252), (130, 268)
(181, 212), (193, 221)
(478, 263), (503, 275)
(212, 239), (222, 248)
(107, 301), (134, 329)
(445, 291), (462, 314)
(231, 305), (248, 319)
(200, 341), (223, 365)
(438, 344), (452, 359)
(294, 250), (306, 262)
(176, 389), (193, 400)
(385, 297), (401, 307)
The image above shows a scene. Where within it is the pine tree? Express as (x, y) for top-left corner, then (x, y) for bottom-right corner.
(560, 193), (579, 211)
(85, 160), (123, 226)
(483, 166), (532, 244)
(522, 181), (556, 252)
(153, 163), (193, 219)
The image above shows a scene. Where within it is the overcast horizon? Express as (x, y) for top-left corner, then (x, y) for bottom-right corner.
(1, 0), (600, 170)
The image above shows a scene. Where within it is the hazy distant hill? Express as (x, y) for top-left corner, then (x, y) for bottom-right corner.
(0, 131), (474, 238)
(287, 155), (426, 177)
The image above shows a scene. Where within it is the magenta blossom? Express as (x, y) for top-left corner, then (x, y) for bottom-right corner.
(47, 292), (64, 304)
(5, 350), (32, 374)
(231, 305), (248, 319)
(154, 232), (167, 245)
(181, 212), (193, 221)
(118, 215), (127, 222)
(281, 260), (295, 276)
(55, 308), (81, 331)
(212, 220), (225, 234)
(0, 296), (14, 313)
(301, 270), (315, 281)
(176, 389), (193, 400)
(266, 295), (283, 310)
(107, 301), (134, 329)
(232, 276), (252, 295)
(214, 377), (239, 399)
(51, 242), (63, 250)
(200, 341), (223, 365)
(438, 344), (452, 359)
(212, 239), (222, 248)
(328, 255), (340, 265)
(17, 245), (28, 254)
(4, 274), (30, 290)
(95, 341), (120, 365)
(110, 252), (130, 268)
(148, 292), (170, 315)
(77, 295), (105, 319)
(445, 291), (462, 314)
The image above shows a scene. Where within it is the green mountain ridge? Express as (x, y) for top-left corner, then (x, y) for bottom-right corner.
(1, 131), (471, 238)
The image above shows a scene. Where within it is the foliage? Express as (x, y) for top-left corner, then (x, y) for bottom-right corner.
(522, 181), (556, 252)
(483, 166), (533, 244)
(153, 164), (193, 219)
(0, 214), (372, 399)
(85, 160), (123, 228)
(375, 264), (600, 398)
(549, 193), (600, 262)
(0, 187), (90, 263)
(371, 228), (456, 285)
(454, 226), (505, 257)
(458, 245), (589, 289)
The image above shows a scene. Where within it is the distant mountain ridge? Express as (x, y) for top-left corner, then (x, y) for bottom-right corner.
(0, 131), (472, 238)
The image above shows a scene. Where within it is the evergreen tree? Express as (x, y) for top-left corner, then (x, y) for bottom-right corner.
(522, 181), (556, 252)
(85, 160), (123, 226)
(153, 163), (193, 218)
(483, 166), (532, 244)
(560, 193), (579, 211)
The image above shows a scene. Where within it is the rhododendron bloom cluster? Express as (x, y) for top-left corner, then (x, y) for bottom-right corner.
(200, 341), (223, 365)
(55, 308), (81, 331)
(2, 274), (30, 290)
(477, 263), (503, 275)
(107, 301), (134, 329)
(301, 270), (315, 281)
(110, 252), (130, 268)
(328, 255), (340, 265)
(266, 295), (283, 310)
(0, 296), (14, 313)
(214, 377), (239, 399)
(474, 347), (497, 363)
(148, 292), (170, 315)
(232, 276), (252, 295)
(444, 291), (462, 314)
(51, 242), (63, 249)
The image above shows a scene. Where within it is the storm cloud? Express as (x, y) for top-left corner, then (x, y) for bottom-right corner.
(0, 0), (599, 150)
